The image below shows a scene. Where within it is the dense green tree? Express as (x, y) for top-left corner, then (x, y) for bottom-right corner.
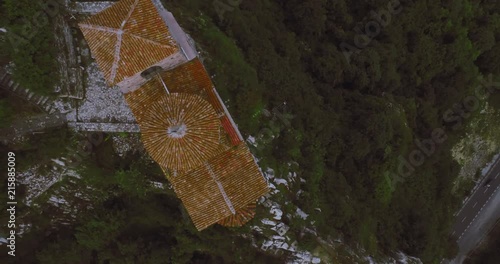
(0, 99), (12, 127)
(2, 0), (58, 94)
(475, 44), (500, 75)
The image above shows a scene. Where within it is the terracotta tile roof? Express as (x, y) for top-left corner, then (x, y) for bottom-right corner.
(218, 202), (256, 227)
(158, 59), (214, 94)
(85, 1), (269, 229)
(123, 60), (268, 230)
(79, 0), (179, 86)
(170, 143), (268, 230)
(139, 93), (223, 172)
(205, 88), (225, 115)
(125, 59), (227, 120)
(123, 71), (231, 155)
(123, 75), (169, 120)
(221, 116), (242, 145)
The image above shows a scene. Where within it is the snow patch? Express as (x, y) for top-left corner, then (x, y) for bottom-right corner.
(52, 159), (66, 167)
(247, 135), (257, 147)
(150, 181), (165, 189)
(397, 252), (423, 264)
(18, 165), (80, 205)
(270, 206), (283, 220)
(365, 256), (376, 264)
(17, 223), (32, 236)
(77, 62), (136, 123)
(18, 166), (61, 206)
(49, 196), (68, 205)
(265, 168), (275, 179)
(261, 218), (277, 226)
(251, 225), (263, 233)
(296, 208), (309, 220)
(274, 178), (289, 188)
(70, 2), (115, 14)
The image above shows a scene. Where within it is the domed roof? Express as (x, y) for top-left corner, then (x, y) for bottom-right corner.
(140, 93), (221, 171)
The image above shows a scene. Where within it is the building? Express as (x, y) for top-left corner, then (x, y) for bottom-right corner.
(79, 0), (268, 231)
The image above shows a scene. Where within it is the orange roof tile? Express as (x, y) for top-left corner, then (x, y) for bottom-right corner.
(221, 116), (242, 146)
(158, 59), (214, 94)
(218, 202), (257, 227)
(79, 0), (179, 86)
(170, 143), (268, 230)
(88, 6), (269, 228)
(140, 93), (223, 172)
(123, 67), (268, 230)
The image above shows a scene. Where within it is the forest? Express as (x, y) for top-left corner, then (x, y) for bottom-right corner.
(163, 0), (500, 262)
(0, 0), (58, 95)
(0, 0), (500, 263)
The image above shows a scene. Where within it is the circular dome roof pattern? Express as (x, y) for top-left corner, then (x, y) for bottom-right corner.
(141, 93), (221, 172)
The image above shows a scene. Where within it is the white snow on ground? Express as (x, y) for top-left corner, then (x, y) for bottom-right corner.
(296, 208), (309, 220)
(251, 225), (263, 233)
(287, 171), (298, 182)
(64, 169), (81, 179)
(268, 182), (278, 194)
(364, 256), (376, 264)
(255, 165), (323, 263)
(51, 98), (73, 113)
(272, 235), (285, 241)
(288, 251), (317, 263)
(49, 196), (68, 205)
(247, 135), (257, 147)
(17, 223), (32, 236)
(70, 2), (114, 14)
(68, 122), (140, 133)
(265, 168), (275, 179)
(66, 109), (77, 122)
(112, 135), (133, 157)
(396, 252), (423, 264)
(274, 178), (289, 188)
(77, 63), (136, 123)
(481, 153), (500, 175)
(261, 218), (277, 226)
(270, 206), (283, 220)
(18, 166), (61, 206)
(150, 181), (165, 189)
(52, 159), (66, 167)
(17, 164), (81, 206)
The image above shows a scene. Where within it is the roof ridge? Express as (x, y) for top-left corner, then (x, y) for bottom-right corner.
(120, 0), (140, 29)
(79, 23), (119, 34)
(109, 0), (139, 83)
(126, 31), (173, 48)
(205, 162), (236, 214)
